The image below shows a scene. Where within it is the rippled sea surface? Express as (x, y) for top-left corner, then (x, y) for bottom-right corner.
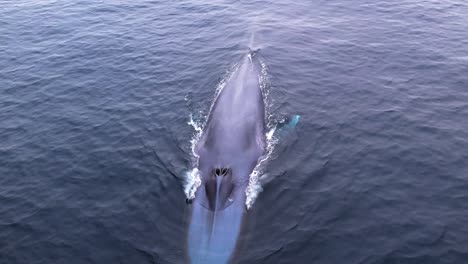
(2, 0), (468, 263)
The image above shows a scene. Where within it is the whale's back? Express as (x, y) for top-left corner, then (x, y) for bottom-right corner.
(188, 53), (267, 264)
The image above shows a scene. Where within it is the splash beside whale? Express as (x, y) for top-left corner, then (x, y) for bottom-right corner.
(186, 52), (266, 264)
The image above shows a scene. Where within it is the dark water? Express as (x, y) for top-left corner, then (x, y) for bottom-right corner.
(2, 0), (468, 263)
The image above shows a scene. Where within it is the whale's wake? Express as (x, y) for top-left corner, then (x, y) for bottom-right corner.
(185, 55), (278, 209)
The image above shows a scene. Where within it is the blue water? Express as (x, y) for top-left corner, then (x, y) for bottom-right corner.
(1, 0), (468, 263)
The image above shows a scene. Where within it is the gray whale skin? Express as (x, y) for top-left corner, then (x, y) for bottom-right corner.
(187, 52), (266, 264)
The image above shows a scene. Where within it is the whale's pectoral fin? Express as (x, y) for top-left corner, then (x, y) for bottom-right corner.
(278, 114), (300, 131)
(287, 114), (300, 128)
(267, 114), (300, 167)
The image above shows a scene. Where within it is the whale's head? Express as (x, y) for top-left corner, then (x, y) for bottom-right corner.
(202, 167), (235, 211)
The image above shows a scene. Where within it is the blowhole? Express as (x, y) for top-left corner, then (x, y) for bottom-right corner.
(214, 167), (229, 176)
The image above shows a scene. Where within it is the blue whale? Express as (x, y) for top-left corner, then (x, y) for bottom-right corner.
(187, 52), (266, 264)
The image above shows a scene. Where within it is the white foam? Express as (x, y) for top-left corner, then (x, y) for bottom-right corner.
(245, 58), (279, 209)
(245, 126), (278, 209)
(184, 168), (201, 200)
(184, 114), (202, 199)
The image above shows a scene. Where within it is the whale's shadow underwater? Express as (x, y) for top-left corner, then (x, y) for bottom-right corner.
(185, 51), (267, 264)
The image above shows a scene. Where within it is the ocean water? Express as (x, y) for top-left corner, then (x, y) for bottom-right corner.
(1, 0), (468, 263)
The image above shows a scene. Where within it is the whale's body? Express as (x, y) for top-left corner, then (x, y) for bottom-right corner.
(187, 53), (266, 264)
